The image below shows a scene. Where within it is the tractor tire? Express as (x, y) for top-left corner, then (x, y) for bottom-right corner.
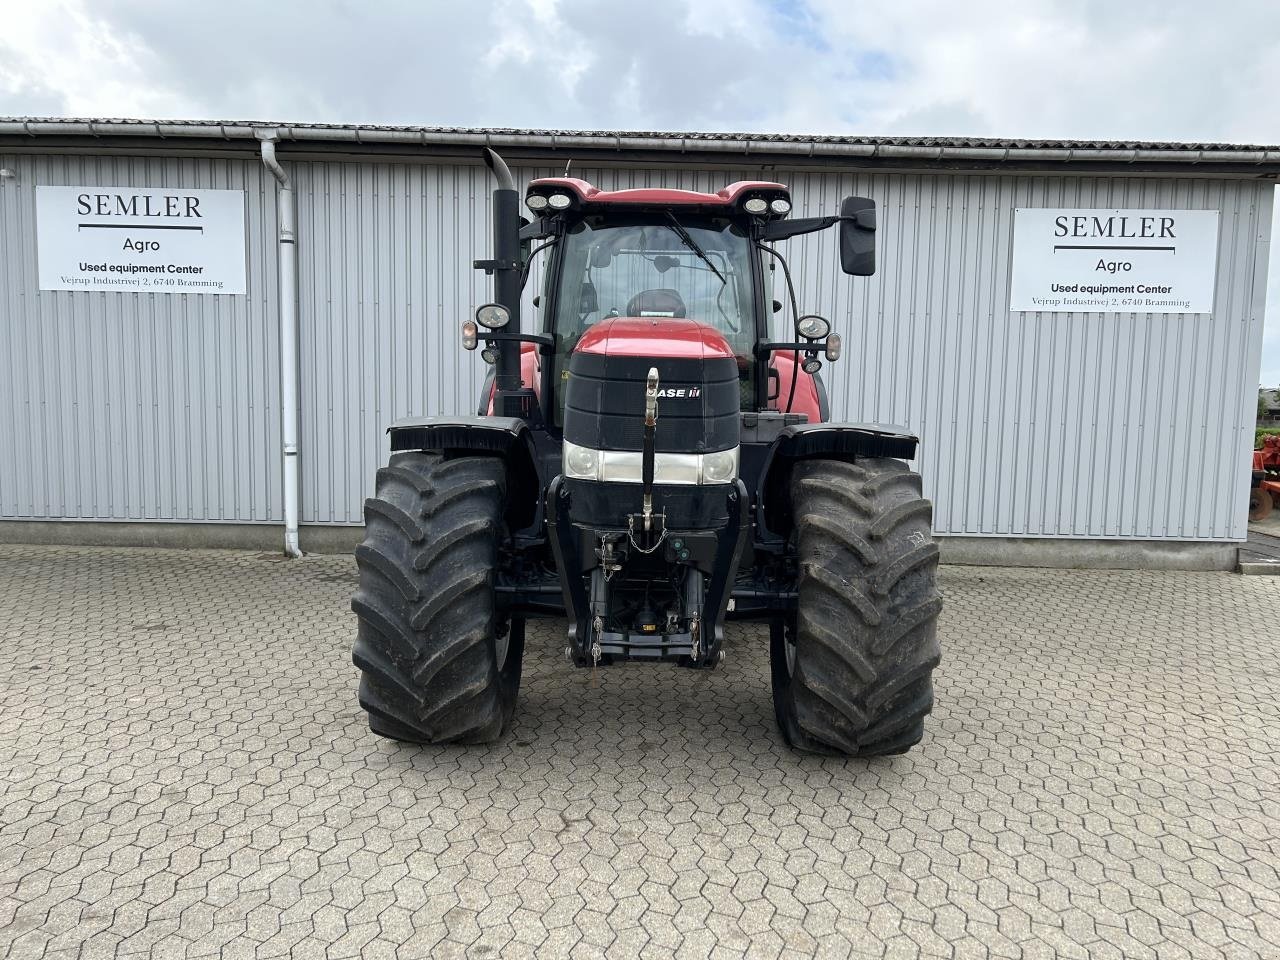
(1249, 487), (1274, 522)
(771, 458), (942, 757)
(351, 451), (524, 744)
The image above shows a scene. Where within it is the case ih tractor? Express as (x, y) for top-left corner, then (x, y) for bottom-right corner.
(351, 151), (941, 756)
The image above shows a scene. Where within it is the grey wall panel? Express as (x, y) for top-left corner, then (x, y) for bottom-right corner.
(267, 161), (1280, 538)
(0, 153), (281, 522)
(2, 151), (1269, 541)
(771, 171), (1269, 541)
(291, 160), (493, 524)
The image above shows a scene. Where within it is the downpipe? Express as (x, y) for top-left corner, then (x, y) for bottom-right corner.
(259, 134), (303, 558)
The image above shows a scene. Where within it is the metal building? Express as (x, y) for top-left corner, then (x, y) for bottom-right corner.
(1, 120), (1275, 567)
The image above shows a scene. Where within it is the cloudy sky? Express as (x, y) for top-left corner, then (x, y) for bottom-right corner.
(2, 0), (1279, 383)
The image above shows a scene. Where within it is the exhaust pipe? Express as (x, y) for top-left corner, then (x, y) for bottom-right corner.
(481, 149), (524, 406)
(483, 147), (515, 191)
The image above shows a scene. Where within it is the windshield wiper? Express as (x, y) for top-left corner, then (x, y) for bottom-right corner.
(663, 212), (727, 286)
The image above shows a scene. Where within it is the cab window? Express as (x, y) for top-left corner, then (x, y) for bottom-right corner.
(545, 216), (756, 420)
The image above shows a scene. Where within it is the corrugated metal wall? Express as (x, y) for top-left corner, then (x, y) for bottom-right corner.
(1, 151), (1271, 540)
(0, 152), (281, 522)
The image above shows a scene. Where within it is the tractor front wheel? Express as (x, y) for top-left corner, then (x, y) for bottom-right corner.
(772, 458), (942, 757)
(351, 452), (523, 744)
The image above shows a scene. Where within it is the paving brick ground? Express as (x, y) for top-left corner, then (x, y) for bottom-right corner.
(1, 544), (1278, 959)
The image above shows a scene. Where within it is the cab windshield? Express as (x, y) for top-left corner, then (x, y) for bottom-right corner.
(546, 216), (756, 418)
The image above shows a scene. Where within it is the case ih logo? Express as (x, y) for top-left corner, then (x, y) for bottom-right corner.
(655, 387), (701, 399)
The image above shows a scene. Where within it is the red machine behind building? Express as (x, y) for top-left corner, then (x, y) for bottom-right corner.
(1251, 434), (1280, 521)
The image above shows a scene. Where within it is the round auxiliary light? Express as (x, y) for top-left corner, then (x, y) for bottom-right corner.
(802, 357), (823, 375)
(547, 193), (572, 210)
(743, 197), (769, 214)
(481, 346), (499, 365)
(526, 194), (549, 212)
(796, 315), (831, 340)
(770, 198), (792, 215)
(475, 302), (511, 329)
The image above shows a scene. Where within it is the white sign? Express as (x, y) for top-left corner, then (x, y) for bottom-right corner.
(1009, 208), (1219, 313)
(36, 186), (247, 294)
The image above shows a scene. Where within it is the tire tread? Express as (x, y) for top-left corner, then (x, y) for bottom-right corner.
(350, 452), (521, 744)
(773, 457), (942, 757)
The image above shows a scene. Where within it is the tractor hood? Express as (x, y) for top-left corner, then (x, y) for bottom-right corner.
(574, 317), (737, 361)
(564, 318), (740, 456)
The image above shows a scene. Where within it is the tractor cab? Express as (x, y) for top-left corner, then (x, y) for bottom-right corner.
(518, 177), (868, 428)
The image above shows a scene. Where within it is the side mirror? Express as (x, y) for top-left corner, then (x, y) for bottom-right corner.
(839, 196), (876, 276)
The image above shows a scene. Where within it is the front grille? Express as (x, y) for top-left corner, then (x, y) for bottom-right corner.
(564, 351), (740, 453)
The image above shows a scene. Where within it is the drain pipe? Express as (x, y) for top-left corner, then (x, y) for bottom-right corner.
(259, 133), (303, 558)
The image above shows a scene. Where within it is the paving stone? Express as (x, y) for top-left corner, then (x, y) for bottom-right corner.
(0, 545), (1278, 957)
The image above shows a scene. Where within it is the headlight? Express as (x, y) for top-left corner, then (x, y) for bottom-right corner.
(561, 443), (739, 485)
(743, 197), (768, 214)
(802, 357), (823, 375)
(797, 315), (830, 339)
(476, 303), (510, 329)
(526, 194), (548, 212)
(770, 198), (791, 215)
(563, 441), (600, 480)
(548, 193), (572, 210)
(480, 346), (499, 365)
(700, 448), (739, 484)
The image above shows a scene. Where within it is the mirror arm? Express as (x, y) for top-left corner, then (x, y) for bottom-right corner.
(757, 340), (824, 353)
(519, 238), (558, 290)
(519, 217), (558, 241)
(756, 243), (804, 413)
(759, 215), (839, 242)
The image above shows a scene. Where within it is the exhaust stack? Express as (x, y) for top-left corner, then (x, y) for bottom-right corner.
(481, 149), (524, 406)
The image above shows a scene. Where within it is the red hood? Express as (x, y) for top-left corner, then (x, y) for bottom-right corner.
(573, 317), (737, 360)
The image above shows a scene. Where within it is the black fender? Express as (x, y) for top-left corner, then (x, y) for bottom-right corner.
(811, 371), (831, 423)
(476, 368), (496, 415)
(756, 422), (919, 540)
(387, 415), (541, 530)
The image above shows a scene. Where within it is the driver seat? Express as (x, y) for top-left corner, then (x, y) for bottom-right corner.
(626, 288), (687, 318)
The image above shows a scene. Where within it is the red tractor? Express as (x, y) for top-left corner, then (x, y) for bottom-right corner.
(351, 151), (941, 756)
(1250, 434), (1280, 521)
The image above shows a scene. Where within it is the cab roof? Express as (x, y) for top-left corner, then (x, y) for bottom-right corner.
(527, 177), (788, 209)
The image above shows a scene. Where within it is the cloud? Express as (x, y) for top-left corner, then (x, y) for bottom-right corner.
(809, 0), (1280, 142)
(0, 0), (1278, 380)
(7, 0), (1278, 140)
(0, 0), (190, 117)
